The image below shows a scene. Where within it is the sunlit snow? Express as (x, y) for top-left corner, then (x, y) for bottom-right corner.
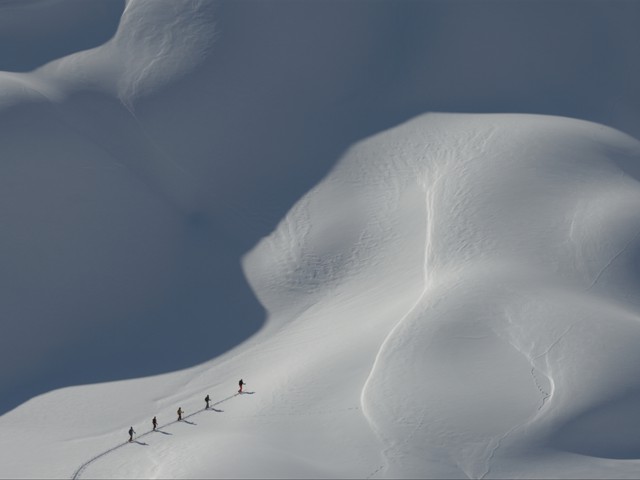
(1, 1), (640, 479)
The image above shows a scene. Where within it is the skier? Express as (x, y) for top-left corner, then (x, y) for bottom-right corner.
(238, 378), (245, 393)
(152, 416), (158, 431)
(205, 394), (210, 409)
(177, 407), (183, 421)
(128, 426), (135, 442)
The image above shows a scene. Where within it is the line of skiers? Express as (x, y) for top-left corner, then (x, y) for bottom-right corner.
(128, 379), (246, 442)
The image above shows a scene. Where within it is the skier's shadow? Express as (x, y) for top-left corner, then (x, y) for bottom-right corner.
(154, 430), (172, 435)
(240, 391), (256, 395)
(182, 419), (196, 425)
(132, 440), (149, 446)
(208, 408), (223, 412)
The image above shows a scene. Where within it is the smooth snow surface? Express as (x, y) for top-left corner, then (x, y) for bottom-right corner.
(2, 1), (640, 479)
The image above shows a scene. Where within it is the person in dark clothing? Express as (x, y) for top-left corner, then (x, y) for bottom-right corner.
(128, 426), (135, 442)
(152, 416), (158, 431)
(205, 394), (210, 409)
(238, 379), (245, 393)
(177, 407), (183, 421)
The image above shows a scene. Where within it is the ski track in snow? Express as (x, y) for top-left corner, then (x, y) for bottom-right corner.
(71, 392), (242, 480)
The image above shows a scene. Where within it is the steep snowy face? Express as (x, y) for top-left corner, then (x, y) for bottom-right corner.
(246, 113), (640, 478)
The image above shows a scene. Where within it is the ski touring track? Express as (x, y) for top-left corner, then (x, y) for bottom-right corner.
(70, 392), (245, 479)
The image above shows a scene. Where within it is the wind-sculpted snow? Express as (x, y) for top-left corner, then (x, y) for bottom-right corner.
(3, 109), (640, 477)
(352, 114), (640, 477)
(2, 0), (640, 478)
(243, 113), (640, 478)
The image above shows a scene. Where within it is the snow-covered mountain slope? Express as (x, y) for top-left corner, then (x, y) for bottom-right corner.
(3, 113), (640, 479)
(247, 113), (640, 478)
(2, 0), (640, 414)
(2, 0), (640, 478)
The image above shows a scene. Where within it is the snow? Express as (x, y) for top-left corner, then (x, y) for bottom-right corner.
(1, 0), (640, 478)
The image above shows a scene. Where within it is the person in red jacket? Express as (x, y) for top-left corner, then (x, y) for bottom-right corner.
(238, 379), (245, 393)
